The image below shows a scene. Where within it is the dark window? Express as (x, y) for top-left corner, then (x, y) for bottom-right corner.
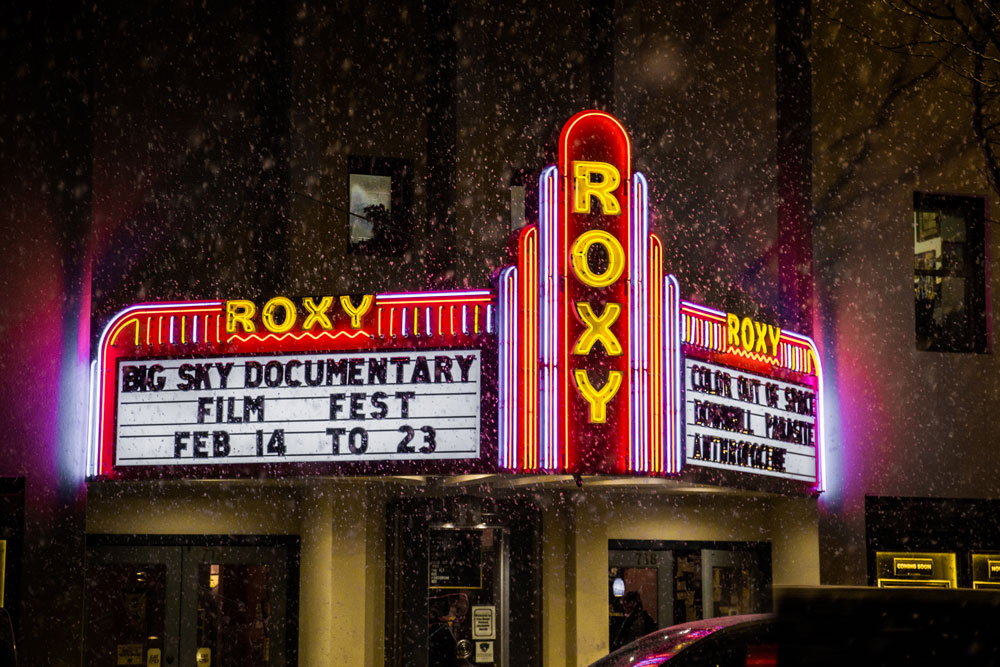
(913, 192), (989, 352)
(509, 184), (526, 232)
(347, 156), (412, 256)
(508, 167), (537, 234)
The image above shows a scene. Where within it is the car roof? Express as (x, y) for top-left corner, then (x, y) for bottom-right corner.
(656, 613), (774, 633)
(589, 614), (775, 667)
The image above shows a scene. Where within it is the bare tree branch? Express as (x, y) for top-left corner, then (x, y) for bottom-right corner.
(815, 54), (945, 216)
(972, 55), (1000, 194)
(824, 0), (1000, 201)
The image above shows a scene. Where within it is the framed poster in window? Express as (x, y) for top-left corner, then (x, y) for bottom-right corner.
(916, 210), (940, 241)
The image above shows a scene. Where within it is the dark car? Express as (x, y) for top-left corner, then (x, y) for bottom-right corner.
(587, 614), (776, 667)
(592, 587), (1000, 667)
(776, 586), (1000, 666)
(0, 607), (15, 667)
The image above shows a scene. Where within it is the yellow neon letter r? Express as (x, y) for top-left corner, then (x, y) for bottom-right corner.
(573, 161), (621, 215)
(226, 300), (257, 334)
(727, 313), (741, 348)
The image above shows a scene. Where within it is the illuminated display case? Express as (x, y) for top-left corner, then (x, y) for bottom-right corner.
(866, 497), (1000, 588)
(971, 554), (1000, 590)
(0, 480), (22, 617)
(875, 551), (957, 588)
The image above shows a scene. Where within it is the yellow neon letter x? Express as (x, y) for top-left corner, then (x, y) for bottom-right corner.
(754, 320), (769, 354)
(574, 370), (623, 423)
(573, 161), (621, 215)
(570, 230), (625, 288)
(573, 302), (623, 356)
(302, 297), (335, 330)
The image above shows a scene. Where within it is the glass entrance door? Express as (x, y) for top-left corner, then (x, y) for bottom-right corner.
(608, 549), (670, 652)
(385, 497), (541, 667)
(608, 540), (772, 645)
(427, 526), (507, 666)
(85, 546), (177, 667)
(702, 548), (766, 618)
(85, 540), (295, 667)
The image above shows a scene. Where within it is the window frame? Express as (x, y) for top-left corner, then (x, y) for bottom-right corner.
(508, 167), (537, 234)
(913, 191), (991, 353)
(346, 155), (413, 257)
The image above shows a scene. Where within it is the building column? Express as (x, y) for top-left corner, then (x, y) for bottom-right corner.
(541, 498), (572, 666)
(299, 481), (386, 666)
(567, 494), (612, 666)
(298, 483), (335, 663)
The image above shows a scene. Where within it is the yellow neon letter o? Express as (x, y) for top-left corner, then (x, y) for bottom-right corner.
(570, 230), (625, 288)
(262, 296), (297, 334)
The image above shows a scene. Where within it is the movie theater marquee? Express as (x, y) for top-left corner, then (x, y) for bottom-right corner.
(90, 110), (824, 492)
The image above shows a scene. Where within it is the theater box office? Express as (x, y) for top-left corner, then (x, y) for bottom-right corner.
(84, 111), (824, 666)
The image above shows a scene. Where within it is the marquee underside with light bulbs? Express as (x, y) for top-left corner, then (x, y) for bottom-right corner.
(89, 111), (823, 493)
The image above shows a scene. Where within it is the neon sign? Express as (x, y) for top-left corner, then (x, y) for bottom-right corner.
(496, 110), (823, 489)
(496, 111), (664, 474)
(726, 313), (781, 360)
(224, 295), (376, 334)
(678, 302), (823, 488)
